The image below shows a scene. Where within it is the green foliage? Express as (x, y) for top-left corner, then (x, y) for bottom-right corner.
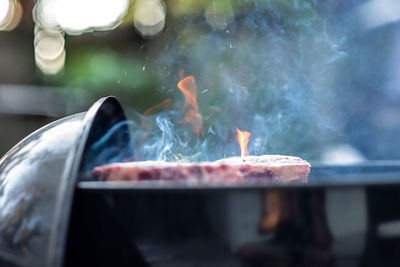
(64, 49), (157, 94)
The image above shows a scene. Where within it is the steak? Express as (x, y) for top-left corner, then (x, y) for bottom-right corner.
(92, 155), (310, 184)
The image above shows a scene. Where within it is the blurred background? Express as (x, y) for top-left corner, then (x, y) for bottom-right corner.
(1, 0), (400, 162)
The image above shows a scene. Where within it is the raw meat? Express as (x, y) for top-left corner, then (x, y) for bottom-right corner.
(92, 155), (310, 184)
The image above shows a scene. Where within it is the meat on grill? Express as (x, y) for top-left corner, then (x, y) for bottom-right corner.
(92, 155), (310, 184)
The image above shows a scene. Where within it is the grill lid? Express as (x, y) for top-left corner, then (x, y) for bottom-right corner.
(0, 96), (130, 267)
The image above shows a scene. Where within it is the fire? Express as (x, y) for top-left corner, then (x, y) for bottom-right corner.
(143, 98), (172, 116)
(236, 128), (251, 157)
(142, 98), (173, 132)
(177, 75), (203, 136)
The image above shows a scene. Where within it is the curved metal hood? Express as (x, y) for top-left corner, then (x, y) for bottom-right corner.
(0, 96), (130, 267)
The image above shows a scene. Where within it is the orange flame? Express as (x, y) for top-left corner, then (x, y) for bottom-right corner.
(177, 75), (203, 136)
(236, 128), (251, 157)
(143, 99), (172, 117)
(142, 98), (173, 133)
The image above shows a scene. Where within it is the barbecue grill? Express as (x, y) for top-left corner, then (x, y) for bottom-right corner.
(1, 96), (400, 267)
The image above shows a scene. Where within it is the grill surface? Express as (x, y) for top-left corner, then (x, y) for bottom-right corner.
(2, 96), (400, 267)
(78, 162), (400, 190)
(67, 180), (400, 267)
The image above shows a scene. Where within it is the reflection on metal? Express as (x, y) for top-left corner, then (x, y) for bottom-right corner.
(259, 190), (282, 232)
(0, 114), (84, 266)
(70, 186), (400, 266)
(34, 27), (65, 75)
(378, 220), (400, 238)
(0, 97), (129, 267)
(0, 0), (22, 31)
(326, 188), (367, 257)
(66, 183), (400, 266)
(238, 190), (334, 266)
(133, 0), (166, 38)
(2, 95), (400, 265)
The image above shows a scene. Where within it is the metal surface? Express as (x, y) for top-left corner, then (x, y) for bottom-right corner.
(0, 96), (130, 267)
(2, 94), (400, 267)
(70, 160), (400, 267)
(71, 160), (400, 266)
(66, 183), (400, 267)
(77, 162), (400, 191)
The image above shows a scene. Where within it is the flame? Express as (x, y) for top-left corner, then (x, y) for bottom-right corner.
(143, 98), (172, 116)
(177, 75), (203, 136)
(236, 128), (251, 157)
(142, 98), (172, 132)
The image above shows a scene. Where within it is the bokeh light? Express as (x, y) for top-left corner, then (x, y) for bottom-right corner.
(35, 49), (66, 75)
(34, 0), (129, 35)
(0, 0), (11, 26)
(35, 30), (64, 60)
(133, 0), (166, 38)
(0, 0), (23, 31)
(33, 0), (59, 30)
(34, 27), (66, 75)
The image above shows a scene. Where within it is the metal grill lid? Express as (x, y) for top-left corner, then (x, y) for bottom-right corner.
(0, 96), (130, 267)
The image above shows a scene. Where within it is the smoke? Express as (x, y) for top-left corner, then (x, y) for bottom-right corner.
(142, 114), (181, 160)
(93, 1), (352, 164)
